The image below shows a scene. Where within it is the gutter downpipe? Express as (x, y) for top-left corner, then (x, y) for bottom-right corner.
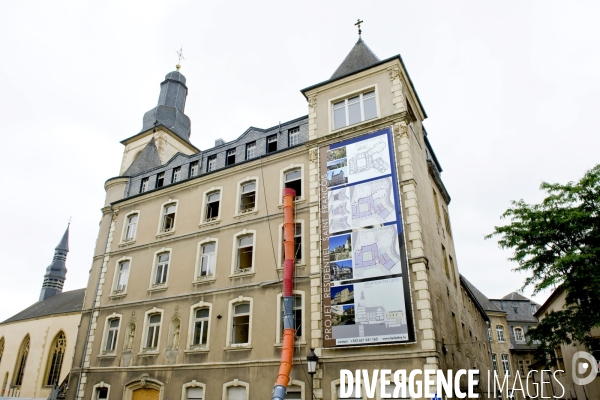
(272, 188), (296, 400)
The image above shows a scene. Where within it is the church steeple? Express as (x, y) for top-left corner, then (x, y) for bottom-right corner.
(39, 224), (69, 301)
(139, 68), (192, 143)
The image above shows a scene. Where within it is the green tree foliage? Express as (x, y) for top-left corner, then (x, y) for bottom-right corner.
(486, 164), (600, 363)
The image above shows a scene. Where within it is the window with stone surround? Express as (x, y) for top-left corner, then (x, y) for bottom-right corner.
(332, 90), (377, 130)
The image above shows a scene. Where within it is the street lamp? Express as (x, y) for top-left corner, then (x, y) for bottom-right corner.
(307, 348), (319, 400)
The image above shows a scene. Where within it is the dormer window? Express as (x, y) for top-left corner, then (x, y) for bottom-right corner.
(207, 156), (217, 172)
(140, 178), (149, 193)
(288, 128), (300, 146)
(172, 167), (181, 183)
(267, 135), (278, 153)
(246, 142), (256, 160)
(332, 90), (377, 130)
(156, 172), (165, 188)
(226, 149), (236, 166)
(189, 161), (199, 177)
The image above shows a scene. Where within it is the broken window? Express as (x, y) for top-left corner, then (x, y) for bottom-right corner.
(162, 204), (176, 231)
(237, 235), (254, 271)
(205, 192), (220, 221)
(239, 182), (256, 212)
(232, 303), (250, 344)
(284, 169), (302, 197)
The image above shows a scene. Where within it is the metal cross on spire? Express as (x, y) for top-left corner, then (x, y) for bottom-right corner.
(176, 46), (185, 71)
(355, 19), (364, 37)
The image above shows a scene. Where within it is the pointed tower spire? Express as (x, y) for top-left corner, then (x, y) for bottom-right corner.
(39, 224), (70, 301)
(330, 38), (380, 80)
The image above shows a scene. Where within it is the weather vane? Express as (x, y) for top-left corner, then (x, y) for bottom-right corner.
(355, 19), (363, 37)
(68, 216), (72, 225)
(176, 46), (185, 71)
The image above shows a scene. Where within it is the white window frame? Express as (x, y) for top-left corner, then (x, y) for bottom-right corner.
(194, 238), (218, 283)
(199, 186), (223, 226)
(140, 307), (164, 354)
(222, 380), (249, 400)
(156, 172), (165, 188)
(329, 85), (380, 132)
(120, 210), (140, 244)
(492, 353), (498, 373)
(111, 256), (132, 296)
(156, 199), (178, 237)
(148, 248), (172, 290)
(234, 177), (260, 216)
(226, 149), (236, 166)
(181, 381), (206, 400)
(276, 220), (305, 267)
(207, 156), (217, 172)
(226, 296), (253, 348)
(279, 164), (305, 204)
(275, 290), (305, 345)
(230, 230), (257, 276)
(266, 134), (278, 153)
(172, 167), (182, 183)
(288, 127), (300, 146)
(100, 313), (122, 356)
(140, 177), (149, 193)
(186, 301), (213, 352)
(501, 354), (511, 377)
(189, 161), (199, 177)
(514, 327), (525, 342)
(496, 325), (505, 342)
(245, 142), (256, 160)
(92, 382), (111, 400)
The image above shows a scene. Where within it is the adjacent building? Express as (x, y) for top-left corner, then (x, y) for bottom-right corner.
(0, 226), (85, 399)
(66, 35), (492, 400)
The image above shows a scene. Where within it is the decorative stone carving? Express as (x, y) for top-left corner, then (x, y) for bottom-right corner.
(112, 210), (119, 222)
(125, 324), (135, 351)
(388, 67), (401, 82)
(308, 148), (318, 163)
(307, 95), (317, 109)
(172, 327), (180, 350)
(394, 123), (408, 138)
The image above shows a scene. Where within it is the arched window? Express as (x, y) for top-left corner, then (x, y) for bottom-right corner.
(496, 325), (505, 342)
(46, 331), (66, 386)
(13, 335), (30, 387)
(514, 327), (525, 342)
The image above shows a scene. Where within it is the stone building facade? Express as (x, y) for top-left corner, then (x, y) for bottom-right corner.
(66, 36), (491, 400)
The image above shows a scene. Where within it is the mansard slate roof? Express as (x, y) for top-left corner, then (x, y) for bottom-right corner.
(331, 38), (380, 80)
(1, 289), (85, 324)
(502, 292), (532, 302)
(460, 275), (505, 314)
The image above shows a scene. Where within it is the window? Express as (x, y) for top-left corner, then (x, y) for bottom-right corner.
(501, 354), (510, 376)
(449, 256), (456, 286)
(199, 243), (216, 277)
(246, 142), (256, 159)
(442, 244), (449, 279)
(232, 303), (250, 345)
(207, 156), (216, 172)
(124, 214), (138, 241)
(519, 360), (525, 376)
(496, 325), (505, 342)
(145, 314), (161, 349)
(226, 149), (236, 166)
(96, 388), (108, 400)
(280, 295), (302, 338)
(267, 134), (278, 153)
(282, 223), (302, 263)
(226, 385), (247, 400)
(115, 260), (130, 292)
(162, 203), (176, 232)
(154, 252), (170, 285)
(13, 335), (30, 386)
(45, 331), (66, 386)
(191, 308), (209, 347)
(335, 383), (363, 399)
(236, 235), (254, 271)
(156, 172), (165, 188)
(140, 177), (149, 193)
(172, 167), (181, 183)
(105, 319), (120, 352)
(288, 127), (300, 146)
(514, 327), (525, 342)
(332, 90), (377, 130)
(239, 182), (256, 212)
(531, 304), (537, 315)
(205, 192), (220, 221)
(525, 360), (531, 372)
(189, 161), (199, 177)
(452, 312), (461, 349)
(186, 387), (204, 400)
(443, 208), (453, 238)
(492, 353), (498, 373)
(488, 327), (492, 342)
(284, 169), (302, 197)
(433, 188), (441, 219)
(286, 383), (302, 399)
(555, 347), (565, 371)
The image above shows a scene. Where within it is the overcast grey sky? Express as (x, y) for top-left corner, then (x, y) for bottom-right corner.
(1, 1), (599, 321)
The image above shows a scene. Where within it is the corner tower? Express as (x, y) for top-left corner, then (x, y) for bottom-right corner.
(119, 66), (199, 176)
(39, 224), (69, 301)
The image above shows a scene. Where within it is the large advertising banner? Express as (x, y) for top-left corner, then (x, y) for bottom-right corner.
(320, 127), (415, 347)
